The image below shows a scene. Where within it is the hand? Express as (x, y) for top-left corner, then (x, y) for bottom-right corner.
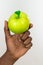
(4, 21), (33, 60)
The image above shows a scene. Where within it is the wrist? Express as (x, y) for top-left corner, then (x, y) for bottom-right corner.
(6, 50), (14, 63)
(6, 50), (17, 64)
(0, 50), (17, 65)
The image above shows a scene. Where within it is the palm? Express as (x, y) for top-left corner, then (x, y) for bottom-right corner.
(7, 34), (31, 59)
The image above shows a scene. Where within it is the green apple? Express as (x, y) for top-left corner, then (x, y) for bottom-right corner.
(8, 10), (30, 34)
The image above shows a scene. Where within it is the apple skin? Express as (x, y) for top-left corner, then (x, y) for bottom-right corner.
(8, 11), (30, 34)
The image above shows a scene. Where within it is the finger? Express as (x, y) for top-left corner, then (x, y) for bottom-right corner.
(23, 43), (32, 52)
(29, 23), (33, 29)
(21, 31), (30, 41)
(24, 37), (32, 45)
(4, 20), (11, 39)
(25, 42), (32, 48)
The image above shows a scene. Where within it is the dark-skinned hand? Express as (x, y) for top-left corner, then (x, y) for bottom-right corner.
(4, 21), (33, 60)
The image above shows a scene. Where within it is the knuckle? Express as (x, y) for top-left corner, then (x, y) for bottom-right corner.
(29, 37), (32, 41)
(28, 31), (30, 34)
(26, 31), (30, 35)
(30, 43), (32, 46)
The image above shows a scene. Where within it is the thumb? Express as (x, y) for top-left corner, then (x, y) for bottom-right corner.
(4, 20), (11, 39)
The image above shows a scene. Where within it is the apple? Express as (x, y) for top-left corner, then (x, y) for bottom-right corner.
(8, 10), (30, 34)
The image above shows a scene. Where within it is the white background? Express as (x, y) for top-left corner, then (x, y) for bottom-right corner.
(0, 0), (43, 65)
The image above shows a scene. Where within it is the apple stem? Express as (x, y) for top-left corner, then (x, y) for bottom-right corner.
(15, 10), (20, 18)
